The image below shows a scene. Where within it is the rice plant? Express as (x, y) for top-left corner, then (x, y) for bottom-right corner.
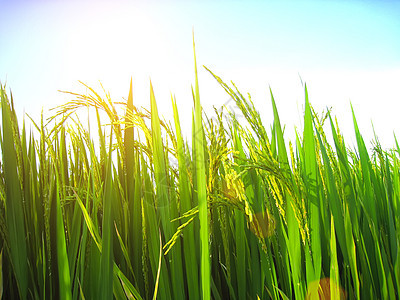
(0, 42), (399, 299)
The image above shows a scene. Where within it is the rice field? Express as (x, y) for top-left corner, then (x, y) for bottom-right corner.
(0, 43), (399, 300)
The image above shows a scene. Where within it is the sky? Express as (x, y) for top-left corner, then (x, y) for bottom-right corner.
(1, 0), (400, 149)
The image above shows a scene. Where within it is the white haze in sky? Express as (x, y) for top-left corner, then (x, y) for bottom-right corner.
(1, 0), (400, 149)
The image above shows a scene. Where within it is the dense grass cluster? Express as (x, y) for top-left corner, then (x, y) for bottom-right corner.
(1, 47), (399, 299)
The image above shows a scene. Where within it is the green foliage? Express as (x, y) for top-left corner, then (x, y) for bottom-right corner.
(0, 50), (400, 300)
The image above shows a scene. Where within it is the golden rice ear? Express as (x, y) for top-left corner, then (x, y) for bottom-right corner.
(249, 210), (276, 239)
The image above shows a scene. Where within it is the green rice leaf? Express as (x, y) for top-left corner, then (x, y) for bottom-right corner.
(193, 32), (211, 300)
(303, 85), (321, 283)
(172, 95), (200, 299)
(99, 131), (114, 300)
(55, 181), (72, 300)
(1, 90), (28, 299)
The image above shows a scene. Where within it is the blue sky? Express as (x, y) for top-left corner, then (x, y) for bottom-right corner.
(1, 0), (400, 147)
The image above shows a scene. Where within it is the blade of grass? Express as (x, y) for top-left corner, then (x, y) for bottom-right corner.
(330, 215), (340, 299)
(55, 181), (72, 300)
(270, 89), (303, 299)
(303, 85), (321, 283)
(150, 81), (185, 299)
(172, 95), (200, 300)
(99, 131), (114, 300)
(193, 32), (210, 300)
(1, 90), (28, 300)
